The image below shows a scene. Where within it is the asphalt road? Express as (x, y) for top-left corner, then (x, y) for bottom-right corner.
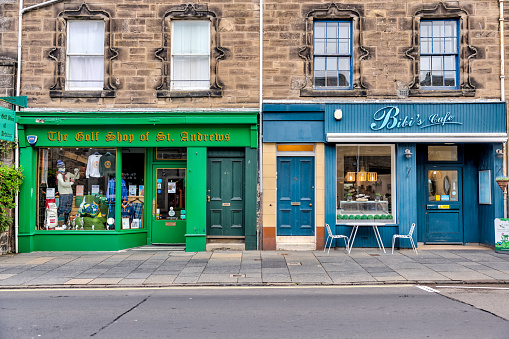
(0, 285), (507, 339)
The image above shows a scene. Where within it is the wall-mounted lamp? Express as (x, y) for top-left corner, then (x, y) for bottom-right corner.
(35, 119), (45, 123)
(496, 149), (504, 158)
(404, 149), (413, 158)
(334, 109), (343, 120)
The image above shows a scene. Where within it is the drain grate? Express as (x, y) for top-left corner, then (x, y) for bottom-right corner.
(230, 274), (246, 278)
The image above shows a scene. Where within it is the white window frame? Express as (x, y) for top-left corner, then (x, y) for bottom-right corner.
(170, 20), (211, 91)
(335, 144), (396, 224)
(66, 20), (105, 91)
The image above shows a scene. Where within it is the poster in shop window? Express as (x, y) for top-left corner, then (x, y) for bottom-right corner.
(168, 181), (176, 194)
(46, 188), (55, 199)
(129, 185), (137, 196)
(76, 185), (84, 196)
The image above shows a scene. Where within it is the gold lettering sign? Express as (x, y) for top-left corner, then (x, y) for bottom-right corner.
(45, 130), (232, 144)
(438, 205), (449, 209)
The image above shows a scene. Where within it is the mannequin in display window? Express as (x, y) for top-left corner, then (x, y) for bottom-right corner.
(56, 160), (80, 227)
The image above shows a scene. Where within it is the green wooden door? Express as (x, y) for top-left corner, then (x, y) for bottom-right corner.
(207, 157), (245, 236)
(151, 166), (186, 244)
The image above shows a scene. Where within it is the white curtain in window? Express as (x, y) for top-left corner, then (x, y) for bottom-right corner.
(68, 56), (104, 89)
(67, 21), (105, 90)
(171, 21), (210, 90)
(173, 21), (209, 54)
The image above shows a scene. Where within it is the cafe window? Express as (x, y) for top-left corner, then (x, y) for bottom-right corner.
(37, 148), (117, 231)
(336, 145), (395, 222)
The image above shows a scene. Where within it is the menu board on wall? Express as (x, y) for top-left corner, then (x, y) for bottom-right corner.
(479, 170), (491, 205)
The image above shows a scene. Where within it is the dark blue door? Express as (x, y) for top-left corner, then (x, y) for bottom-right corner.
(425, 166), (463, 243)
(277, 157), (314, 236)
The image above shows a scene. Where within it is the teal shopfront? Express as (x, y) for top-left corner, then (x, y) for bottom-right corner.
(263, 102), (507, 250)
(17, 111), (258, 252)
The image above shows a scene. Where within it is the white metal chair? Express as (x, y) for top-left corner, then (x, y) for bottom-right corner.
(392, 223), (417, 254)
(324, 223), (349, 254)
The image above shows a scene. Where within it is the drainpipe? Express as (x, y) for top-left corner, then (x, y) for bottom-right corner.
(15, 0), (65, 253)
(501, 0), (507, 218)
(258, 0), (263, 249)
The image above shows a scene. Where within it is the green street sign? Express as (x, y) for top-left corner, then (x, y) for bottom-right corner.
(0, 106), (15, 142)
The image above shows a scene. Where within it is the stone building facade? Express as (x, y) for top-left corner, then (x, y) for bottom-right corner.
(261, 1), (508, 251)
(2, 0), (509, 253)
(18, 0), (260, 109)
(7, 0), (261, 253)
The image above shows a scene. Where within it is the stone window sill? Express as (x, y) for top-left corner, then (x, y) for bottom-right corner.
(157, 89), (223, 98)
(300, 88), (367, 97)
(409, 89), (475, 97)
(49, 90), (115, 98)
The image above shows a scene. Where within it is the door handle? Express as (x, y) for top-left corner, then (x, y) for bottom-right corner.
(207, 195), (211, 202)
(309, 203), (313, 207)
(152, 199), (156, 217)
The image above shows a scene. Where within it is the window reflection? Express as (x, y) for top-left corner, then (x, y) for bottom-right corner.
(428, 170), (458, 202)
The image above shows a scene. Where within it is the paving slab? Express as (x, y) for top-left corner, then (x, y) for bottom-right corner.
(173, 276), (200, 284)
(261, 274), (292, 283)
(288, 273), (333, 284)
(64, 278), (93, 285)
(88, 278), (123, 285)
(118, 278), (147, 285)
(143, 275), (177, 285)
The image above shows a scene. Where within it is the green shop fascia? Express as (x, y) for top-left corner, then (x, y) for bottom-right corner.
(17, 111), (258, 252)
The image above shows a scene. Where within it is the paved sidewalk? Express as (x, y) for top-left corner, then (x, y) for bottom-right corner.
(0, 247), (508, 288)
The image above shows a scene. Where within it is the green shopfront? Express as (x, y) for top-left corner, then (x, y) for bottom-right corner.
(16, 111), (258, 252)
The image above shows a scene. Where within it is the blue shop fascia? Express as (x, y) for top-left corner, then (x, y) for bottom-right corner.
(263, 101), (507, 249)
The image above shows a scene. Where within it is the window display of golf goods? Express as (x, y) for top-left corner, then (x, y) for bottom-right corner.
(37, 148), (117, 231)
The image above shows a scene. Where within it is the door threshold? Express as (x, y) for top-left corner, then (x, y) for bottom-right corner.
(419, 244), (489, 250)
(133, 244), (186, 251)
(425, 242), (463, 245)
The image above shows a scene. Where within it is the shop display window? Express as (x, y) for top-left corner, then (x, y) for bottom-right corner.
(37, 148), (117, 231)
(121, 148), (145, 229)
(336, 145), (394, 222)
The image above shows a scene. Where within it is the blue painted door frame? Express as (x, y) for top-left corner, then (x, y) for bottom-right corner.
(277, 157), (315, 236)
